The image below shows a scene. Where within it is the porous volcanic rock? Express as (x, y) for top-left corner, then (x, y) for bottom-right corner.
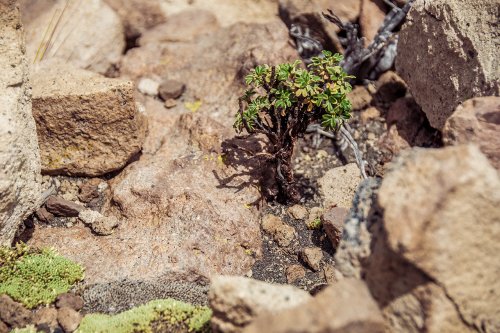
(318, 163), (362, 209)
(0, 0), (42, 246)
(23, 0), (125, 74)
(244, 279), (385, 333)
(397, 0), (499, 129)
(209, 276), (311, 333)
(31, 64), (146, 176)
(443, 96), (500, 169)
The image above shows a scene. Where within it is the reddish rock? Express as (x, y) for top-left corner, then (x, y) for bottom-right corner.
(36, 207), (54, 223)
(55, 293), (84, 311)
(45, 196), (84, 217)
(300, 247), (323, 271)
(321, 207), (348, 248)
(0, 321), (7, 333)
(375, 71), (407, 103)
(0, 295), (31, 329)
(78, 179), (102, 203)
(33, 307), (58, 331)
(443, 96), (500, 169)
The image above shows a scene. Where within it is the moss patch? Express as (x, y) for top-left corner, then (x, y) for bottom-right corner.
(77, 299), (212, 333)
(0, 243), (84, 309)
(11, 325), (38, 333)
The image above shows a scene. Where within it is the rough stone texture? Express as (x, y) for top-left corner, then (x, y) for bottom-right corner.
(28, 19), (297, 296)
(78, 179), (102, 203)
(0, 0), (42, 246)
(244, 279), (385, 333)
(209, 276), (311, 333)
(33, 307), (58, 331)
(287, 204), (308, 220)
(375, 71), (407, 103)
(31, 64), (146, 176)
(35, 207), (54, 223)
(262, 214), (297, 247)
(286, 264), (306, 283)
(103, 0), (166, 40)
(138, 9), (220, 46)
(78, 209), (120, 236)
(318, 163), (362, 209)
(137, 77), (159, 96)
(45, 195), (84, 217)
(0, 295), (31, 329)
(0, 321), (7, 333)
(55, 293), (84, 311)
(443, 96), (500, 169)
(300, 247), (323, 272)
(379, 145), (500, 332)
(23, 0), (124, 74)
(321, 207), (348, 248)
(57, 307), (81, 333)
(397, 0), (500, 129)
(359, 0), (386, 45)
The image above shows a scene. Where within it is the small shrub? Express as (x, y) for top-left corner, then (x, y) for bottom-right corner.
(0, 244), (84, 309)
(77, 299), (212, 333)
(235, 51), (353, 202)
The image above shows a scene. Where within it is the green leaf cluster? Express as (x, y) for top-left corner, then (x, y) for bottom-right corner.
(235, 50), (353, 132)
(0, 244), (84, 309)
(77, 299), (212, 333)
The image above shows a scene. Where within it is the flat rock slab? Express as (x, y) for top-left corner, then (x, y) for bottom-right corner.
(31, 64), (146, 177)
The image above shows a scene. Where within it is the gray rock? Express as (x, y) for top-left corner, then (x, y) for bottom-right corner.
(397, 0), (499, 129)
(158, 79), (185, 101)
(0, 0), (42, 246)
(55, 293), (84, 311)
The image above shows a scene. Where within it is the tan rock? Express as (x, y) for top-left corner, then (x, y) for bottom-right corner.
(321, 207), (348, 248)
(318, 163), (362, 209)
(78, 209), (120, 236)
(244, 279), (385, 333)
(397, 0), (499, 129)
(33, 307), (58, 330)
(209, 275), (311, 333)
(286, 264), (306, 283)
(287, 204), (308, 220)
(57, 307), (81, 333)
(31, 64), (146, 176)
(359, 0), (386, 45)
(24, 0), (125, 74)
(103, 0), (166, 40)
(300, 247), (323, 271)
(443, 96), (500, 169)
(262, 214), (296, 248)
(349, 85), (373, 111)
(379, 145), (500, 332)
(0, 0), (42, 246)
(360, 106), (380, 124)
(138, 9), (219, 46)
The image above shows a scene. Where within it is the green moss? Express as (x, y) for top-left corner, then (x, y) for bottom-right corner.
(307, 217), (322, 230)
(77, 299), (212, 333)
(0, 244), (84, 309)
(11, 325), (38, 333)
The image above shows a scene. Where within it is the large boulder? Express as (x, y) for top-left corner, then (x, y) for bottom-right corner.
(209, 276), (311, 333)
(243, 279), (385, 333)
(397, 0), (499, 129)
(31, 64), (146, 176)
(443, 96), (500, 169)
(336, 146), (500, 333)
(0, 0), (42, 246)
(23, 0), (125, 74)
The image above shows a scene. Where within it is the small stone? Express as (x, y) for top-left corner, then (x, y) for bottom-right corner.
(158, 79), (185, 101)
(36, 207), (55, 223)
(0, 321), (7, 333)
(360, 107), (381, 124)
(375, 70), (407, 103)
(300, 247), (323, 271)
(319, 164), (363, 209)
(323, 265), (338, 284)
(348, 85), (373, 111)
(57, 307), (82, 333)
(55, 293), (84, 311)
(0, 295), (31, 328)
(78, 210), (120, 235)
(137, 78), (160, 96)
(164, 98), (177, 108)
(321, 207), (348, 248)
(45, 196), (85, 217)
(33, 307), (58, 330)
(286, 264), (306, 283)
(287, 205), (308, 220)
(78, 178), (102, 203)
(261, 214), (296, 247)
